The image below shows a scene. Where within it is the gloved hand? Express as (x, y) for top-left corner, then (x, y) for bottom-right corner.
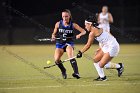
(77, 51), (82, 58)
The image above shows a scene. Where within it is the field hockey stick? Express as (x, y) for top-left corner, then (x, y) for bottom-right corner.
(35, 37), (74, 42)
(35, 38), (61, 41)
(44, 56), (76, 69)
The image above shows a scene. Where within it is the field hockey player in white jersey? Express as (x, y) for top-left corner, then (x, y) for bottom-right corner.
(76, 17), (124, 81)
(98, 6), (113, 32)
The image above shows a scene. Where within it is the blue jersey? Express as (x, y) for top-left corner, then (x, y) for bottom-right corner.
(56, 20), (74, 43)
(56, 20), (75, 50)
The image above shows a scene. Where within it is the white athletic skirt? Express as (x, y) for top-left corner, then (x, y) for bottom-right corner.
(99, 39), (120, 57)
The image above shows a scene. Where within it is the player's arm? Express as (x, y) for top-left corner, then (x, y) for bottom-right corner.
(73, 23), (86, 39)
(108, 13), (113, 23)
(80, 31), (95, 53)
(52, 22), (59, 39)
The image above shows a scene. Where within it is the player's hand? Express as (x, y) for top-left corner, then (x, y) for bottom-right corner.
(77, 51), (82, 58)
(76, 34), (81, 39)
(51, 34), (56, 41)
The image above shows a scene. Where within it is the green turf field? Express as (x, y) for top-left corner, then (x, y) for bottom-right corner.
(0, 44), (140, 93)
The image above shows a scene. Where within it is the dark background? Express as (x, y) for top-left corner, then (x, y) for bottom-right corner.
(0, 0), (139, 44)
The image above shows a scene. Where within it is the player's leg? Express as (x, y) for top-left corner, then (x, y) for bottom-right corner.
(104, 62), (124, 77)
(93, 48), (107, 81)
(66, 45), (80, 79)
(104, 62), (120, 69)
(99, 53), (113, 68)
(104, 45), (124, 77)
(94, 47), (122, 70)
(93, 48), (104, 62)
(54, 48), (67, 79)
(94, 52), (112, 81)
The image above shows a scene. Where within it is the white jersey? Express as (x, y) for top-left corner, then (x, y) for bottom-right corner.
(98, 13), (110, 32)
(95, 30), (114, 45)
(95, 30), (120, 57)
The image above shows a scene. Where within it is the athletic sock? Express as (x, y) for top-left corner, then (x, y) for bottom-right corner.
(104, 62), (121, 69)
(56, 61), (66, 73)
(70, 58), (79, 74)
(94, 62), (105, 78)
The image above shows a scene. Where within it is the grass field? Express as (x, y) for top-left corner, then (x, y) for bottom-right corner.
(0, 44), (140, 93)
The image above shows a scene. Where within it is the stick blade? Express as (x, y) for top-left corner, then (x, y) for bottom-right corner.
(44, 66), (50, 69)
(44, 64), (56, 69)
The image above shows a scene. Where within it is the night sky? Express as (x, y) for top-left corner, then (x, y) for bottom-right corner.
(0, 0), (140, 44)
(9, 0), (138, 16)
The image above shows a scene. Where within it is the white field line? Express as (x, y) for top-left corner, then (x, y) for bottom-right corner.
(0, 83), (139, 90)
(0, 85), (61, 90)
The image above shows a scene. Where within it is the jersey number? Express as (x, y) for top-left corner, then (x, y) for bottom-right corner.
(62, 33), (67, 41)
(63, 33), (67, 38)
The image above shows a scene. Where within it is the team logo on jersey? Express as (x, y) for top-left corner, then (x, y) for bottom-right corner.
(59, 29), (73, 33)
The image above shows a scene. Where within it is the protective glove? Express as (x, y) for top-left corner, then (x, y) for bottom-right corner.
(77, 51), (82, 58)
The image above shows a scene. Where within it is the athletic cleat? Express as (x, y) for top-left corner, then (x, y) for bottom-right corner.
(72, 73), (80, 79)
(61, 69), (67, 79)
(117, 63), (124, 77)
(94, 76), (107, 81)
(62, 72), (67, 79)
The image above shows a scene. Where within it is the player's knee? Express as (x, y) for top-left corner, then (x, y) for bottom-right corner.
(55, 60), (61, 64)
(99, 62), (105, 68)
(93, 57), (100, 63)
(70, 58), (77, 63)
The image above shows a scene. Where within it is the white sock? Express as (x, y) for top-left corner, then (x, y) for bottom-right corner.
(104, 62), (120, 69)
(116, 63), (121, 68)
(94, 62), (105, 78)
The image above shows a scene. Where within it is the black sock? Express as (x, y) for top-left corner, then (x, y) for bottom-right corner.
(56, 61), (66, 74)
(70, 58), (79, 74)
